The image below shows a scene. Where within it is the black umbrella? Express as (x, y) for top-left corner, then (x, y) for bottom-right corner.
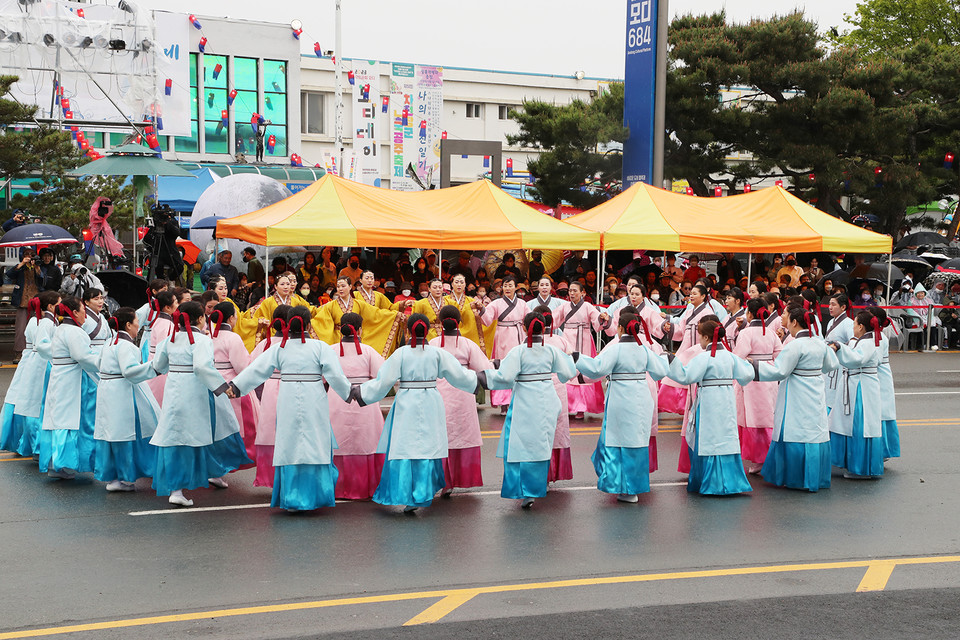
(850, 262), (904, 282)
(818, 268), (850, 287)
(97, 270), (149, 309)
(895, 231), (948, 252)
(938, 258), (960, 270)
(0, 223), (77, 247)
(891, 251), (933, 270)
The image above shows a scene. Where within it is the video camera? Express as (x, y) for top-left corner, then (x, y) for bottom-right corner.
(95, 199), (112, 219)
(150, 203), (174, 226)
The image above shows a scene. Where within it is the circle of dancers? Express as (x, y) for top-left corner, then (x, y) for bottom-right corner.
(0, 274), (900, 512)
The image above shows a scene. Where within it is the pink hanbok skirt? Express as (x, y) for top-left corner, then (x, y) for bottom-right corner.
(567, 381), (605, 414)
(658, 384), (688, 416)
(334, 453), (387, 500)
(254, 445), (275, 487)
(547, 447), (573, 482)
(442, 446), (483, 489)
(739, 426), (773, 465)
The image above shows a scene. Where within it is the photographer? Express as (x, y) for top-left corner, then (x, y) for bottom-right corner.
(37, 248), (62, 292)
(5, 249), (39, 363)
(142, 204), (184, 284)
(61, 261), (104, 300)
(206, 250), (240, 298)
(2, 209), (27, 233)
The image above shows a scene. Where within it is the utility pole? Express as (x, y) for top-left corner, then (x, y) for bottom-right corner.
(652, 0), (668, 188)
(334, 0), (344, 175)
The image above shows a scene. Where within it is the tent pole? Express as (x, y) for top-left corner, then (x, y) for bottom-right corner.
(747, 253), (752, 286)
(265, 245), (270, 294)
(885, 251), (893, 305)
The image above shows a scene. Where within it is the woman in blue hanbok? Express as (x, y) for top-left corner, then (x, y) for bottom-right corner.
(37, 298), (100, 478)
(576, 313), (669, 502)
(667, 320), (754, 496)
(1, 292), (59, 456)
(77, 288), (112, 470)
(822, 293), (854, 415)
(93, 308), (161, 491)
(229, 306), (352, 512)
(480, 312), (578, 508)
(865, 307), (900, 460)
(150, 302), (251, 507)
(828, 311), (884, 478)
(136, 280), (169, 361)
(354, 314), (478, 513)
(754, 306), (840, 491)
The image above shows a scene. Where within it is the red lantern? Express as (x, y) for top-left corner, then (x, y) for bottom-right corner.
(744, 183), (752, 193)
(188, 14), (202, 29)
(775, 179), (783, 187)
(313, 42), (322, 57)
(137, 227), (149, 240)
(198, 36), (207, 52)
(213, 63), (222, 79)
(220, 109), (228, 127)
(347, 70), (355, 85)
(228, 89), (237, 105)
(506, 158), (514, 177)
(80, 140), (89, 151)
(64, 111), (73, 120)
(714, 186), (723, 197)
(874, 166), (882, 174)
(441, 131), (447, 139)
(685, 186), (694, 195)
(76, 131), (85, 141)
(61, 98), (70, 111)
(81, 229), (92, 241)
(944, 153), (954, 169)
(76, 8), (83, 17)
(808, 173), (815, 182)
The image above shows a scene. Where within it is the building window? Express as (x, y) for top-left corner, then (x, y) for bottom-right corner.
(498, 105), (510, 120)
(202, 54), (229, 154)
(466, 103), (482, 119)
(301, 92), (325, 135)
(174, 52), (200, 153)
(233, 57), (260, 157)
(264, 59), (288, 157)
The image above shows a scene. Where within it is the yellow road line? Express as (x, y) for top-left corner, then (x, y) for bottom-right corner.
(856, 561), (898, 592)
(0, 457), (32, 463)
(402, 591), (481, 626)
(3, 554), (959, 638)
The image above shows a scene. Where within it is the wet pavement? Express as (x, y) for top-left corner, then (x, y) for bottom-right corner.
(0, 352), (958, 639)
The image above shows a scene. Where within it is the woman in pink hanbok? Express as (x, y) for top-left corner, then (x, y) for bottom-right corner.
(429, 306), (494, 494)
(555, 282), (609, 419)
(328, 313), (387, 499)
(476, 275), (527, 414)
(209, 302), (259, 467)
(249, 305), (293, 487)
(733, 298), (782, 473)
(659, 284), (716, 417)
(146, 290), (178, 405)
(535, 306), (574, 482)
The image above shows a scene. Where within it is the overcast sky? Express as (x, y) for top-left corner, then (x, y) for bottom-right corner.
(137, 0), (859, 78)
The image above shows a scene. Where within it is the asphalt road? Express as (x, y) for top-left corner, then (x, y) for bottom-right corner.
(0, 351), (958, 639)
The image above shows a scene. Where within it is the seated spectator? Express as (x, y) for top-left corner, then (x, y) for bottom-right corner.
(493, 253), (523, 282)
(683, 255), (706, 283)
(939, 283), (960, 349)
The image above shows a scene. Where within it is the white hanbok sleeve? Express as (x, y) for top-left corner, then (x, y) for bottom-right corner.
(645, 348), (670, 381)
(118, 342), (157, 383)
(192, 338), (228, 392)
(231, 345), (281, 395)
(485, 346), (521, 390)
(68, 332), (100, 376)
(550, 345), (578, 383)
(152, 338), (171, 374)
(757, 341), (802, 382)
(835, 343), (867, 369)
(438, 348), (479, 393)
(359, 349), (403, 404)
(732, 353), (754, 386)
(575, 348), (616, 380)
(319, 343), (352, 401)
(667, 352), (709, 385)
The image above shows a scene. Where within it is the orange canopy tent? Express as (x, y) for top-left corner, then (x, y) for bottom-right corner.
(215, 174), (600, 250)
(566, 183), (893, 254)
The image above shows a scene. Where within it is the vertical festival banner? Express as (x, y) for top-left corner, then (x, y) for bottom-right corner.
(415, 65), (443, 189)
(622, 0), (658, 187)
(390, 63), (416, 191)
(351, 61), (381, 186)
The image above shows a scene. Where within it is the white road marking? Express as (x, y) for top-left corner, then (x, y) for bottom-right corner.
(128, 482), (690, 516)
(895, 391), (960, 395)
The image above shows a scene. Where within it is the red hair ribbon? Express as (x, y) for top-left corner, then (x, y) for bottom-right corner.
(526, 318), (545, 347)
(871, 316), (881, 346)
(148, 299), (161, 327)
(265, 319), (286, 349)
(542, 310), (553, 330)
(172, 310), (194, 345)
(757, 307), (768, 335)
(282, 316), (306, 347)
(58, 303), (82, 326)
(410, 319), (429, 348)
(108, 316), (120, 344)
(440, 318), (460, 348)
(210, 310), (224, 338)
(340, 324), (362, 356)
(28, 297), (42, 320)
(710, 325), (721, 357)
(803, 311), (819, 336)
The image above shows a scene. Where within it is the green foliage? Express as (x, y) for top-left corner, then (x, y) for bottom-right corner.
(831, 0), (960, 53)
(507, 83), (627, 209)
(1, 75), (137, 239)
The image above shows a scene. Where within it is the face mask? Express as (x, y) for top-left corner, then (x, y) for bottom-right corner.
(301, 287), (310, 296)
(651, 293), (660, 301)
(402, 289), (411, 297)
(863, 293), (871, 299)
(420, 291), (428, 298)
(824, 286), (833, 292)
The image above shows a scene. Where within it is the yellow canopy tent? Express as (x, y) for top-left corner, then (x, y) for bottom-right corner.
(215, 173), (600, 250)
(566, 183), (892, 254)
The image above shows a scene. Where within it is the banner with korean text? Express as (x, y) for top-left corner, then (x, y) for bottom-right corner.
(622, 0), (658, 187)
(351, 61), (381, 186)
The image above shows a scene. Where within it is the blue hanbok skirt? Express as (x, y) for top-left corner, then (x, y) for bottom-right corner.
(17, 361), (51, 458)
(500, 402), (550, 500)
(590, 421), (650, 496)
(272, 464), (338, 511)
(373, 406), (445, 507)
(687, 410), (752, 496)
(881, 419), (900, 459)
(94, 414), (156, 483)
(151, 392), (253, 495)
(829, 386), (884, 477)
(0, 403), (25, 452)
(761, 435), (831, 492)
